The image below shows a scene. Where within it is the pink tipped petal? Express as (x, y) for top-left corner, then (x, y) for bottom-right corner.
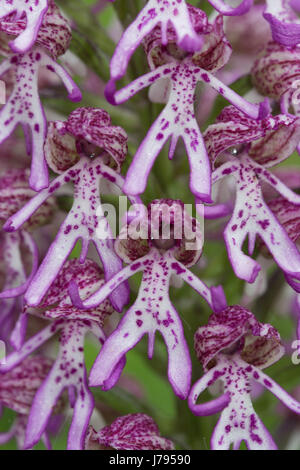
(251, 364), (300, 415)
(100, 356), (127, 392)
(70, 258), (146, 310)
(42, 56), (82, 103)
(108, 0), (203, 82)
(171, 261), (214, 307)
(211, 286), (227, 313)
(67, 387), (94, 450)
(208, 0), (253, 16)
(264, 0), (300, 47)
(188, 366), (230, 416)
(0, 0), (49, 53)
(89, 307), (147, 388)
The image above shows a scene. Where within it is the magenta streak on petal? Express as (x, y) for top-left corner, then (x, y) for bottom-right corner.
(0, 0), (49, 54)
(69, 255), (148, 310)
(251, 362), (300, 415)
(208, 0), (253, 16)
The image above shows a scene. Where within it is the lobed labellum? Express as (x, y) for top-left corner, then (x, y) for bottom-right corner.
(69, 246), (223, 399)
(210, 154), (300, 283)
(189, 352), (300, 450)
(0, 49), (82, 191)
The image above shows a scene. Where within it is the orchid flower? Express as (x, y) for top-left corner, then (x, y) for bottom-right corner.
(0, 0), (49, 53)
(3, 108), (141, 312)
(0, 2), (82, 191)
(107, 13), (269, 202)
(188, 305), (300, 450)
(0, 169), (56, 349)
(202, 106), (300, 283)
(264, 0), (300, 47)
(0, 356), (54, 449)
(0, 258), (125, 450)
(85, 413), (174, 450)
(70, 199), (226, 399)
(106, 0), (253, 87)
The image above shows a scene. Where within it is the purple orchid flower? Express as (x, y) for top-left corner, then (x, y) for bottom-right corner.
(0, 0), (49, 54)
(264, 0), (300, 47)
(0, 2), (82, 191)
(106, 0), (253, 88)
(203, 106), (300, 283)
(188, 305), (300, 450)
(0, 258), (125, 450)
(85, 413), (174, 450)
(70, 199), (226, 399)
(0, 356), (54, 449)
(3, 108), (141, 312)
(0, 169), (56, 349)
(106, 13), (269, 202)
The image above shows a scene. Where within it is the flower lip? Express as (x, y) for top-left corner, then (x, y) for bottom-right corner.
(194, 305), (284, 371)
(115, 199), (203, 267)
